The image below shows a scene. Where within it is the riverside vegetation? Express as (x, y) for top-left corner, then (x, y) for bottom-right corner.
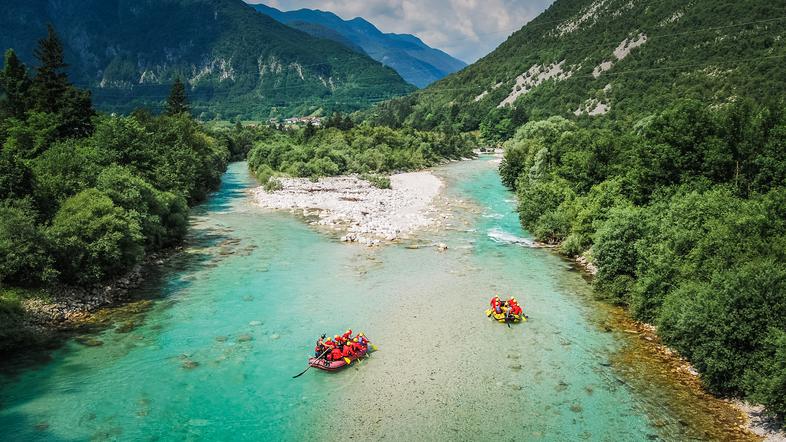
(246, 114), (477, 186)
(0, 28), (229, 351)
(498, 100), (786, 417)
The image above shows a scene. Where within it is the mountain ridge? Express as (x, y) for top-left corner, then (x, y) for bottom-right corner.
(0, 0), (415, 119)
(251, 3), (467, 88)
(369, 0), (786, 133)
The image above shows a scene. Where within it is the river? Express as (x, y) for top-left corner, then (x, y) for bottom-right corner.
(0, 158), (753, 441)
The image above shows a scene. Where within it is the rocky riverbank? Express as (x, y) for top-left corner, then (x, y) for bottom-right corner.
(2, 250), (178, 354)
(252, 172), (444, 245)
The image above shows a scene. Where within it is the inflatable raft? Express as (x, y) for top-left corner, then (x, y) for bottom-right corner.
(485, 309), (527, 323)
(308, 347), (370, 371)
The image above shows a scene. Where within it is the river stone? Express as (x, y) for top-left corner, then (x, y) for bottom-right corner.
(215, 336), (228, 342)
(237, 334), (253, 342)
(270, 333), (280, 340)
(509, 363), (522, 370)
(242, 295), (254, 302)
(249, 321), (262, 326)
(181, 359), (199, 369)
(76, 337), (104, 347)
(570, 403), (583, 413)
(115, 321), (137, 334)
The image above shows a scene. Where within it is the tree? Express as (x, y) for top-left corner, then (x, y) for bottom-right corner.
(166, 78), (189, 116)
(31, 24), (69, 115)
(0, 200), (53, 285)
(0, 148), (35, 201)
(29, 25), (95, 137)
(0, 49), (32, 119)
(47, 189), (143, 285)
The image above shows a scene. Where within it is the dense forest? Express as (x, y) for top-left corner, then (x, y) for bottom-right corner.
(499, 99), (786, 416)
(246, 115), (477, 185)
(0, 28), (229, 349)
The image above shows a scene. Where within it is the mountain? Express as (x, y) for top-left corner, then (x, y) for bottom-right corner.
(0, 0), (415, 119)
(371, 0), (786, 131)
(252, 3), (467, 88)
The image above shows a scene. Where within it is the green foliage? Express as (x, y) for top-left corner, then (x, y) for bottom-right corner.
(0, 200), (53, 286)
(96, 166), (188, 250)
(502, 99), (786, 416)
(247, 124), (476, 180)
(362, 174), (391, 189)
(0, 49), (32, 119)
(47, 189), (144, 285)
(29, 25), (94, 137)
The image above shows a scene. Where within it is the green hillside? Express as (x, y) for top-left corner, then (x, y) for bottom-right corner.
(368, 0), (786, 134)
(0, 0), (415, 119)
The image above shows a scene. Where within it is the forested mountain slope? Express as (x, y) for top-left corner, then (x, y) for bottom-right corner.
(252, 3), (467, 88)
(370, 0), (786, 132)
(0, 0), (414, 119)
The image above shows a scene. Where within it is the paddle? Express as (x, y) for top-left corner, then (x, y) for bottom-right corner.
(293, 347), (331, 379)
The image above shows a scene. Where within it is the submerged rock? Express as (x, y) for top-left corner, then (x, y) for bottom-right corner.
(75, 337), (104, 347)
(237, 334), (253, 343)
(115, 321), (138, 334)
(270, 333), (280, 340)
(249, 321), (262, 327)
(181, 359), (199, 369)
(215, 336), (228, 343)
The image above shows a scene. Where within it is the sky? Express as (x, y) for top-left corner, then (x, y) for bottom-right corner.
(247, 0), (555, 63)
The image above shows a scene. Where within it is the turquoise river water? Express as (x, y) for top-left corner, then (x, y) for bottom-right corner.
(0, 158), (750, 441)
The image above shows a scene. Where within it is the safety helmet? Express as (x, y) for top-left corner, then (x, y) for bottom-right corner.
(353, 338), (358, 342)
(325, 337), (332, 341)
(334, 335), (340, 339)
(359, 332), (365, 336)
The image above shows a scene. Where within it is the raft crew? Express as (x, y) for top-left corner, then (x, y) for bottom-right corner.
(488, 295), (527, 321)
(315, 330), (370, 361)
(508, 297), (523, 316)
(490, 296), (503, 314)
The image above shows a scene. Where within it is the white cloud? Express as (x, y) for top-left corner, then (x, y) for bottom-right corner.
(250, 0), (554, 62)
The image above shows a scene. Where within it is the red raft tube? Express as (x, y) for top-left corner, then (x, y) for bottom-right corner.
(308, 346), (372, 371)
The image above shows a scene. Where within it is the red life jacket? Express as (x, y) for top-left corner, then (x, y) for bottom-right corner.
(342, 345), (356, 358)
(341, 330), (353, 340)
(329, 348), (343, 361)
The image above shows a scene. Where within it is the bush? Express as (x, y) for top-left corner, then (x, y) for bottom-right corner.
(47, 189), (144, 285)
(362, 174), (391, 189)
(0, 201), (54, 285)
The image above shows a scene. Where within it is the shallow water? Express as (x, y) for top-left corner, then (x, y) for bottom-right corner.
(0, 159), (751, 441)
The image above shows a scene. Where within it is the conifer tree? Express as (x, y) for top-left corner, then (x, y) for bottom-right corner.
(166, 78), (189, 116)
(0, 49), (32, 119)
(32, 24), (69, 114)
